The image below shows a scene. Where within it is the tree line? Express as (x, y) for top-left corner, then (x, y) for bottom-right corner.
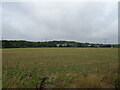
(1, 40), (118, 48)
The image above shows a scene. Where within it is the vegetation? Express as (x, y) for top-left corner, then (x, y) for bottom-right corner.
(2, 40), (118, 48)
(3, 48), (118, 88)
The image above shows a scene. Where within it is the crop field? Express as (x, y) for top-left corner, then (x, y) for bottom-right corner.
(2, 48), (118, 88)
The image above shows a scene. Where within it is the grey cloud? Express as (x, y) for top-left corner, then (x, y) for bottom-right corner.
(2, 2), (118, 44)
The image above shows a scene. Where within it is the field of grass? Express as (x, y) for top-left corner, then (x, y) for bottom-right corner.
(2, 48), (118, 88)
(0, 49), (2, 89)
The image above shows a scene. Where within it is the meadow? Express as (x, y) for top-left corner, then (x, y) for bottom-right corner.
(2, 48), (118, 88)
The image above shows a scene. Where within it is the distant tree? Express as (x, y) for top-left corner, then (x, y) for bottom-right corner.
(2, 40), (118, 48)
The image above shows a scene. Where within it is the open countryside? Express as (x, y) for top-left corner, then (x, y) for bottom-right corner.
(3, 48), (118, 88)
(2, 2), (118, 88)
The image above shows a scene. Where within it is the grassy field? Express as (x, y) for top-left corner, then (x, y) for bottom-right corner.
(2, 48), (118, 88)
(0, 49), (2, 89)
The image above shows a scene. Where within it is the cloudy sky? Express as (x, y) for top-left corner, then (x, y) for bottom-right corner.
(2, 2), (118, 44)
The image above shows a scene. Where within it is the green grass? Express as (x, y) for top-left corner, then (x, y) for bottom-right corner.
(3, 48), (118, 88)
(0, 49), (2, 89)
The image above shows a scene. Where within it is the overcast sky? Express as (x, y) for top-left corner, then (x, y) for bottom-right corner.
(2, 2), (118, 44)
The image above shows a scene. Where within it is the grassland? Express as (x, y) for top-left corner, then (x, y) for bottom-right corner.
(2, 48), (118, 88)
(0, 49), (2, 89)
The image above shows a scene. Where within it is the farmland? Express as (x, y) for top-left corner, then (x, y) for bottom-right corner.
(2, 48), (118, 88)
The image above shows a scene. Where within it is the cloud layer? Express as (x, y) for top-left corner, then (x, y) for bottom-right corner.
(2, 2), (118, 44)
